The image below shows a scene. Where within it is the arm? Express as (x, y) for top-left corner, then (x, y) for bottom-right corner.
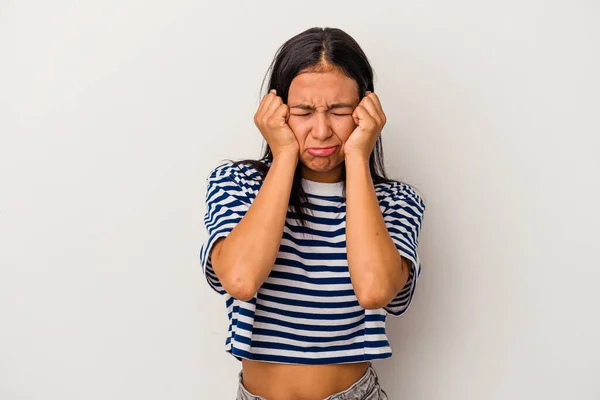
(211, 153), (298, 301)
(345, 154), (410, 309)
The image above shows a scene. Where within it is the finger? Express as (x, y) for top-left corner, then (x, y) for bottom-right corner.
(273, 103), (290, 126)
(264, 94), (284, 123)
(365, 93), (386, 125)
(352, 105), (377, 130)
(359, 96), (382, 126)
(257, 89), (277, 120)
(256, 90), (272, 116)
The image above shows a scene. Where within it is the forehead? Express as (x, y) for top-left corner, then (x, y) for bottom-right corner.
(288, 71), (359, 103)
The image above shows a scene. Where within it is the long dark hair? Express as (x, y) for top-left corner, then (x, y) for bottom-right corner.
(231, 27), (396, 226)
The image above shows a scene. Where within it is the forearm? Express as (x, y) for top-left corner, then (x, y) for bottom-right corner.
(345, 155), (409, 308)
(214, 153), (298, 300)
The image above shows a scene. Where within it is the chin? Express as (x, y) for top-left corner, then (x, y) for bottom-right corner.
(302, 156), (343, 172)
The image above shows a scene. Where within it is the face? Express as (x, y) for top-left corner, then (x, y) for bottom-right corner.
(287, 70), (360, 183)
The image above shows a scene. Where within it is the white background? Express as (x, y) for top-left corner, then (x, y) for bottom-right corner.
(1, 1), (599, 399)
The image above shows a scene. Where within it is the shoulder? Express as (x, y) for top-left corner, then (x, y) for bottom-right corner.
(374, 180), (426, 213)
(206, 159), (269, 199)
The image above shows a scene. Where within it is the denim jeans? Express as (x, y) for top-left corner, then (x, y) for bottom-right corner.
(236, 362), (389, 400)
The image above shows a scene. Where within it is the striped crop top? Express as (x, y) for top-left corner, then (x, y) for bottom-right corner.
(199, 159), (426, 365)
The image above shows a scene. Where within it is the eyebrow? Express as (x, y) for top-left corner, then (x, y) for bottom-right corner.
(290, 103), (355, 111)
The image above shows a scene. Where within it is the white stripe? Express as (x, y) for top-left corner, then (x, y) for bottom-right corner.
(200, 160), (425, 363)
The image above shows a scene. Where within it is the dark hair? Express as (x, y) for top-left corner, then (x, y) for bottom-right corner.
(231, 26), (397, 226)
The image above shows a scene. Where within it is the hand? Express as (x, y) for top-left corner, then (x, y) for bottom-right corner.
(254, 89), (299, 159)
(344, 91), (387, 160)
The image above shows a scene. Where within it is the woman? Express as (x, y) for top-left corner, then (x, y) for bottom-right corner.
(200, 27), (426, 400)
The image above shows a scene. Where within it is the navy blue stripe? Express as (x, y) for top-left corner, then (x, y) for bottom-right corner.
(249, 326), (385, 343)
(364, 314), (386, 322)
(251, 327), (364, 343)
(205, 206), (245, 231)
(206, 179), (249, 205)
(305, 193), (346, 202)
(386, 220), (420, 244)
(201, 160), (423, 363)
(286, 211), (346, 226)
(268, 270), (351, 285)
(385, 203), (423, 219)
(301, 202), (346, 214)
(387, 290), (411, 305)
(277, 244), (347, 261)
(284, 223), (346, 238)
(238, 307), (256, 318)
(282, 231), (346, 248)
(261, 282), (355, 297)
(256, 303), (363, 320)
(254, 315), (366, 332)
(236, 320), (385, 341)
(257, 292), (359, 309)
(244, 339), (390, 353)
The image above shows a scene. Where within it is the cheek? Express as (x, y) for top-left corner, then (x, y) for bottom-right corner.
(333, 118), (357, 142)
(288, 119), (308, 141)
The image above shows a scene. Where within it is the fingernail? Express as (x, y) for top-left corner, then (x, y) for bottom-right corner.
(365, 90), (372, 95)
(270, 89), (276, 94)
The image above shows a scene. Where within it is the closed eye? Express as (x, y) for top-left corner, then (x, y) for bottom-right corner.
(291, 113), (352, 117)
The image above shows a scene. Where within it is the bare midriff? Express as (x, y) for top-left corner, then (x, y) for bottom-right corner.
(241, 358), (370, 400)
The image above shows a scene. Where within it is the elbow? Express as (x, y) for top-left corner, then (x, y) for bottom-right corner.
(356, 260), (409, 310)
(353, 273), (396, 310)
(355, 280), (398, 310)
(357, 295), (388, 310)
(213, 252), (260, 301)
(222, 272), (260, 302)
(356, 290), (392, 310)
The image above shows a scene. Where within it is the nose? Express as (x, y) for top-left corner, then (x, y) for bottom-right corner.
(311, 111), (333, 140)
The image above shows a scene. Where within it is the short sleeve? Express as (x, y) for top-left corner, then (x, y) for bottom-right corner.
(380, 183), (426, 316)
(199, 162), (252, 295)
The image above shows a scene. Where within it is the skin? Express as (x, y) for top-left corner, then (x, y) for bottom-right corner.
(286, 70), (359, 182)
(239, 69), (410, 399)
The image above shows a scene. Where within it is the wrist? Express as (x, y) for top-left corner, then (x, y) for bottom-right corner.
(272, 150), (299, 166)
(344, 152), (370, 167)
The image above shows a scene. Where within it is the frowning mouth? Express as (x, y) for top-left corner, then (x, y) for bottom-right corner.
(307, 146), (338, 157)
